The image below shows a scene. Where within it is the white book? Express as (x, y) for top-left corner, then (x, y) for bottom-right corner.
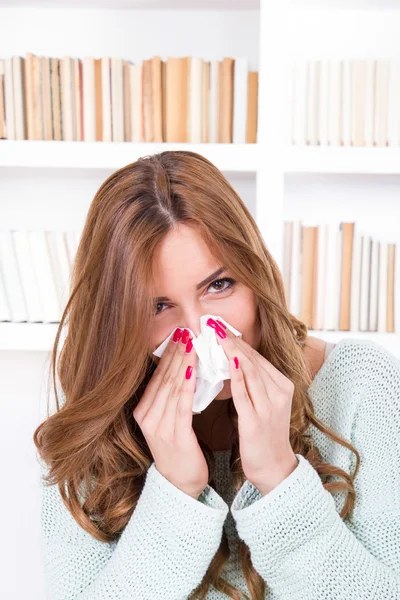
(306, 60), (318, 145)
(28, 230), (61, 323)
(318, 59), (328, 146)
(202, 60), (210, 143)
(350, 230), (362, 332)
(341, 60), (352, 146)
(282, 221), (293, 305)
(73, 58), (82, 141)
(45, 231), (68, 315)
(65, 231), (78, 269)
(364, 60), (375, 147)
(313, 223), (328, 330)
(292, 60), (307, 145)
(208, 60), (219, 144)
(12, 230), (43, 322)
(289, 220), (302, 318)
(12, 56), (25, 140)
(130, 63), (142, 143)
(351, 60), (366, 146)
(61, 56), (74, 141)
(83, 57), (95, 141)
(4, 57), (15, 140)
(101, 57), (112, 142)
(54, 231), (72, 306)
(378, 241), (388, 333)
(374, 60), (389, 147)
(395, 242), (400, 334)
(368, 239), (379, 331)
(387, 59), (400, 147)
(327, 59), (341, 146)
(0, 230), (28, 321)
(233, 58), (248, 144)
(188, 57), (203, 144)
(111, 57), (124, 142)
(359, 234), (371, 331)
(0, 259), (11, 321)
(324, 223), (341, 330)
(0, 60), (5, 138)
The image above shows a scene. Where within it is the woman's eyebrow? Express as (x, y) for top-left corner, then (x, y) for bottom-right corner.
(154, 266), (226, 303)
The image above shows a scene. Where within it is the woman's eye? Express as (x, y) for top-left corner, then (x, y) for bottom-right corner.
(208, 277), (235, 294)
(154, 277), (236, 316)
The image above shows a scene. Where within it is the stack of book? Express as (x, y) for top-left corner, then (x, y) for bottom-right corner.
(0, 54), (258, 144)
(291, 59), (400, 146)
(0, 229), (80, 324)
(283, 221), (397, 333)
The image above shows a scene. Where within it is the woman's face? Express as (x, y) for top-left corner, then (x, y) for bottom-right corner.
(149, 224), (260, 400)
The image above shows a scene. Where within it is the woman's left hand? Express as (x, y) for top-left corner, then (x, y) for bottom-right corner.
(210, 319), (299, 496)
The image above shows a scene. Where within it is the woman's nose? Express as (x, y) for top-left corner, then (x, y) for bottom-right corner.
(181, 313), (204, 338)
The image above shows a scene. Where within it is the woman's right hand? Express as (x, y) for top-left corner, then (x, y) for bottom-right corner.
(133, 328), (209, 500)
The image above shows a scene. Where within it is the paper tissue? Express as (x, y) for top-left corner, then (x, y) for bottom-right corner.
(152, 314), (242, 414)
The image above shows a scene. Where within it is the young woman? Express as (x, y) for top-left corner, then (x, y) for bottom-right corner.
(34, 150), (400, 600)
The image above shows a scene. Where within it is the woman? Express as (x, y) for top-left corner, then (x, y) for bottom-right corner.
(34, 150), (400, 600)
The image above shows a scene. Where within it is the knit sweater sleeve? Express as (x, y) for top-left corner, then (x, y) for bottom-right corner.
(39, 459), (229, 600)
(230, 348), (400, 599)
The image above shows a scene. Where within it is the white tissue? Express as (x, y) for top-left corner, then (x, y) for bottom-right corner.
(152, 314), (242, 414)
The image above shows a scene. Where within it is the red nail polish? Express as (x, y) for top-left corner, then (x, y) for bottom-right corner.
(207, 318), (226, 338)
(173, 328), (182, 342)
(185, 338), (193, 353)
(216, 319), (227, 329)
(206, 318), (218, 329)
(185, 365), (193, 379)
(234, 356), (239, 369)
(181, 329), (190, 344)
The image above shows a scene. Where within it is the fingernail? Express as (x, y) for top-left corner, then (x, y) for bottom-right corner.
(173, 328), (182, 342)
(216, 327), (227, 339)
(207, 318), (227, 339)
(234, 356), (239, 369)
(181, 329), (190, 344)
(185, 338), (193, 353)
(216, 319), (227, 329)
(185, 365), (193, 379)
(206, 318), (218, 329)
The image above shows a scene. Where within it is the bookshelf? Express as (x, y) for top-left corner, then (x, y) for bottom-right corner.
(0, 1), (399, 357)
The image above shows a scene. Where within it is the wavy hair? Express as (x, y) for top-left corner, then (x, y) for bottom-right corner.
(33, 150), (360, 599)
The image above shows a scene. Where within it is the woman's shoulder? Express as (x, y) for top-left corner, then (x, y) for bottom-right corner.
(307, 335), (400, 384)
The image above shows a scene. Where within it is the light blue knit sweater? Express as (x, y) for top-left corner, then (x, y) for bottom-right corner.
(39, 338), (400, 599)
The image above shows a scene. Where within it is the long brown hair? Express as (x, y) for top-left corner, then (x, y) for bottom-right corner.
(33, 150), (360, 599)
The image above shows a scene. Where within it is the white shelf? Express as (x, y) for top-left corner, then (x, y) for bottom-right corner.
(1, 322), (398, 354)
(309, 330), (400, 356)
(0, 0), (259, 8)
(0, 322), (60, 351)
(285, 146), (400, 174)
(0, 141), (258, 173)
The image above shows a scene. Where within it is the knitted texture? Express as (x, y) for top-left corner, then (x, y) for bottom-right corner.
(39, 338), (400, 599)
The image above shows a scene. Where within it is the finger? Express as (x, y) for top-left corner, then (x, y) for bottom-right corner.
(211, 324), (274, 411)
(135, 329), (185, 422)
(228, 355), (254, 419)
(231, 333), (288, 389)
(147, 330), (192, 425)
(164, 340), (197, 435)
(217, 325), (283, 396)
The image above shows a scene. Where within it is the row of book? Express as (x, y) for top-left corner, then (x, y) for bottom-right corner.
(0, 54), (258, 144)
(0, 229), (80, 323)
(282, 221), (397, 333)
(290, 59), (400, 147)
(1, 224), (397, 330)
